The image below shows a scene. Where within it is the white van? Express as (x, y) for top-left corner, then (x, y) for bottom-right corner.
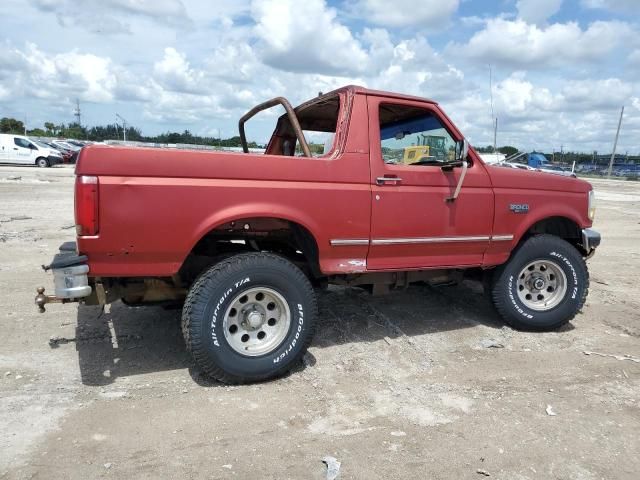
(0, 134), (64, 167)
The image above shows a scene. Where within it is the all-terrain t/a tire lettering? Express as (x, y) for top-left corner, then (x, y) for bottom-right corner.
(491, 234), (589, 331)
(181, 252), (317, 384)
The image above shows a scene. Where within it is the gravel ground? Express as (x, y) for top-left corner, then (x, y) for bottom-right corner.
(0, 165), (638, 479)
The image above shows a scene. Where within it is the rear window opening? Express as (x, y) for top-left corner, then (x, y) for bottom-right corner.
(268, 94), (341, 157)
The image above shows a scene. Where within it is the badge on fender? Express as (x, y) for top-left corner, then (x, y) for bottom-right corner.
(510, 203), (529, 213)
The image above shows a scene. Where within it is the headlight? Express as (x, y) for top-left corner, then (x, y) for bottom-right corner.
(588, 190), (596, 221)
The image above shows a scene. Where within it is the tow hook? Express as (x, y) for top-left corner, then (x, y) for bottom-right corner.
(34, 286), (77, 313)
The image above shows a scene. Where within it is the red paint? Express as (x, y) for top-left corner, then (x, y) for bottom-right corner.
(73, 86), (593, 278)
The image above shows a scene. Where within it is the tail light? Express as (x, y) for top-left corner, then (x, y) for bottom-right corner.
(75, 175), (99, 236)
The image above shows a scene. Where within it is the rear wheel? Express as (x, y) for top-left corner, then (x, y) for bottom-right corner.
(491, 234), (589, 331)
(36, 157), (49, 168)
(181, 252), (317, 384)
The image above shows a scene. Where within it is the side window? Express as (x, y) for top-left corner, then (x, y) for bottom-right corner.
(379, 104), (457, 166)
(14, 138), (31, 149)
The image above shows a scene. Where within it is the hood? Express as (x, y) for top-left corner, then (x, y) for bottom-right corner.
(41, 146), (62, 157)
(487, 163), (591, 193)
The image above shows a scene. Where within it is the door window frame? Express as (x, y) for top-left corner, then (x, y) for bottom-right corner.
(367, 96), (474, 180)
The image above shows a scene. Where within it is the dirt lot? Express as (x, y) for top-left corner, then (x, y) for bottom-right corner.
(0, 165), (638, 479)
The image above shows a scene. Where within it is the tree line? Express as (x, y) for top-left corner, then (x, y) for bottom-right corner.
(0, 117), (258, 148)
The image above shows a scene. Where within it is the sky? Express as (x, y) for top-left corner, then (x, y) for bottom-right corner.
(0, 0), (639, 153)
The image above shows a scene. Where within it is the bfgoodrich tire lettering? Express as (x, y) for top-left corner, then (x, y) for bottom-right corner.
(491, 234), (589, 331)
(181, 252), (317, 384)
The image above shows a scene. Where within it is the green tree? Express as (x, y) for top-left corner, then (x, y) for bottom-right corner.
(498, 146), (519, 156)
(27, 128), (47, 137)
(0, 117), (25, 134)
(44, 122), (56, 135)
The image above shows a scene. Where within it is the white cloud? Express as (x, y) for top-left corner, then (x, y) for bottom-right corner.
(29, 0), (191, 33)
(492, 73), (559, 118)
(2, 0), (639, 152)
(561, 78), (632, 110)
(153, 47), (206, 94)
(2, 43), (117, 103)
(251, 0), (368, 75)
(450, 19), (633, 68)
(353, 0), (459, 28)
(581, 0), (640, 12)
(516, 0), (562, 23)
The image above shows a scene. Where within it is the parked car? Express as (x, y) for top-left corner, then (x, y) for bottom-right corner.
(0, 133), (63, 167)
(34, 85), (600, 384)
(45, 142), (77, 164)
(51, 140), (82, 152)
(66, 140), (88, 148)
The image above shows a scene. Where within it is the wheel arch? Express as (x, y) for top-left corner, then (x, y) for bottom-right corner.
(517, 215), (584, 252)
(179, 207), (323, 283)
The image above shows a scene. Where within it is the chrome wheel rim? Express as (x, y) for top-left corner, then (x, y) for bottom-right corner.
(516, 259), (567, 311)
(222, 287), (291, 357)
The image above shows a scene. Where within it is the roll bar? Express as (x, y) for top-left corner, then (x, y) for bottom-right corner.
(238, 96), (312, 158)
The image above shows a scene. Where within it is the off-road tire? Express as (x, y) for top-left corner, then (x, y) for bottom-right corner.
(181, 252), (317, 384)
(36, 157), (49, 168)
(491, 234), (589, 331)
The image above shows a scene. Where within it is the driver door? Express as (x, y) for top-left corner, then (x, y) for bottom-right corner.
(12, 137), (34, 165)
(366, 96), (494, 270)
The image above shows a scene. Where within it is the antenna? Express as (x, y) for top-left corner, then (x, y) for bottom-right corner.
(116, 113), (127, 142)
(489, 65), (497, 154)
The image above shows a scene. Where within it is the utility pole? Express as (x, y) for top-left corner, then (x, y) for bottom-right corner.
(74, 99), (82, 126)
(116, 113), (127, 142)
(607, 106), (624, 178)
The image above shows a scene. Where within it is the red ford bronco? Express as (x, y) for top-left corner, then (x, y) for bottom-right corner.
(35, 86), (600, 383)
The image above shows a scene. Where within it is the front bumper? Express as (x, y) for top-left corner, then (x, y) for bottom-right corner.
(35, 242), (92, 312)
(581, 228), (601, 256)
(48, 155), (63, 165)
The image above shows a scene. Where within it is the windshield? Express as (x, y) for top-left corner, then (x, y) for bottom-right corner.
(31, 140), (51, 149)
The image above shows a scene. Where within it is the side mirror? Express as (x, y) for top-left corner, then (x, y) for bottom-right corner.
(458, 139), (469, 161)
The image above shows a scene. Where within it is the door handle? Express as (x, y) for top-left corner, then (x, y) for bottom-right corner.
(376, 176), (402, 185)
(13, 147), (18, 150)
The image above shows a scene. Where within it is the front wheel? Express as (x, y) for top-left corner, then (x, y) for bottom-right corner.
(36, 157), (49, 168)
(491, 234), (589, 331)
(181, 252), (317, 384)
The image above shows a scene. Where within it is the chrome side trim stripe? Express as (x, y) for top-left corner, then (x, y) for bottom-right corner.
(330, 234), (514, 246)
(330, 239), (370, 246)
(491, 235), (514, 241)
(371, 236), (490, 245)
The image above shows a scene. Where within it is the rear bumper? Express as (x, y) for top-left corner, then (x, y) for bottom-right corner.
(35, 242), (92, 312)
(581, 228), (601, 256)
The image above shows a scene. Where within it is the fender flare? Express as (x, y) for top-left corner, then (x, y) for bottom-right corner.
(179, 202), (324, 266)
